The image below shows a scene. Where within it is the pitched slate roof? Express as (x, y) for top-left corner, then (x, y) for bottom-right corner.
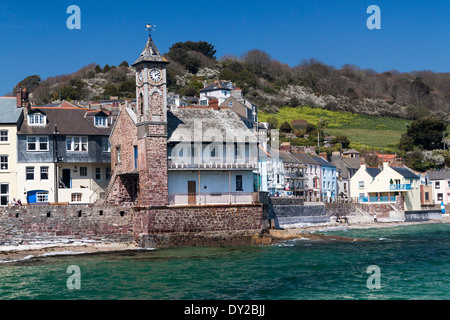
(331, 155), (361, 179)
(0, 97), (23, 124)
(312, 156), (336, 168)
(291, 152), (320, 165)
(200, 80), (235, 93)
(18, 107), (112, 136)
(390, 166), (420, 179)
(132, 35), (169, 66)
(426, 171), (450, 180)
(366, 167), (382, 178)
(278, 151), (299, 163)
(167, 108), (257, 143)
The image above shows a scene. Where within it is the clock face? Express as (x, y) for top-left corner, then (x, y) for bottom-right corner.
(138, 70), (144, 84)
(149, 69), (162, 83)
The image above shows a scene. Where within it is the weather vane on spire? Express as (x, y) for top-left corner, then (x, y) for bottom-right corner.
(146, 23), (156, 36)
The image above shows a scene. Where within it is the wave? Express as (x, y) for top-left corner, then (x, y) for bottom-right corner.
(0, 251), (89, 264)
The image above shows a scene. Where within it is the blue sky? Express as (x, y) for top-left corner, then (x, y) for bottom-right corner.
(1, 0), (450, 95)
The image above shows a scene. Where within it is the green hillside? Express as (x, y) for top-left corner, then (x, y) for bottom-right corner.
(259, 106), (414, 152)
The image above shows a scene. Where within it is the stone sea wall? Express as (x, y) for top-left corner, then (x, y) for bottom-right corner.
(0, 203), (264, 248)
(0, 205), (134, 246)
(269, 197), (329, 227)
(134, 204), (264, 247)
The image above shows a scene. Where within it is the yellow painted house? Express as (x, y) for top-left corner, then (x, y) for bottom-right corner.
(350, 162), (421, 211)
(0, 97), (23, 206)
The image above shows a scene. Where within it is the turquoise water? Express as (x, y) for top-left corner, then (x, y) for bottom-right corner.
(0, 223), (448, 300)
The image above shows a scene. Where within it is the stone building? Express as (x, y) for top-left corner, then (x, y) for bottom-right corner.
(107, 32), (259, 207)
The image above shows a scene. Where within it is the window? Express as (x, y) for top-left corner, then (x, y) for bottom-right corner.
(229, 101), (233, 107)
(40, 167), (49, 180)
(37, 191), (49, 203)
(106, 167), (111, 180)
(436, 182), (440, 189)
(26, 167), (34, 180)
(448, 181), (450, 188)
(0, 184), (9, 206)
(116, 147), (122, 163)
(28, 114), (46, 126)
(0, 156), (8, 171)
(27, 136), (49, 151)
(425, 192), (429, 201)
(71, 193), (82, 202)
(67, 136), (88, 152)
(236, 175), (243, 191)
(95, 116), (108, 127)
(437, 193), (443, 201)
(200, 99), (208, 106)
(80, 167), (87, 177)
(95, 168), (101, 180)
(359, 181), (365, 189)
(0, 130), (8, 142)
(102, 138), (111, 153)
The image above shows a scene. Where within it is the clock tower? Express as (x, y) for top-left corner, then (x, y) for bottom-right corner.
(132, 27), (170, 207)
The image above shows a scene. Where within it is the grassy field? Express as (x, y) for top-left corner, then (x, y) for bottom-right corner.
(259, 106), (413, 152)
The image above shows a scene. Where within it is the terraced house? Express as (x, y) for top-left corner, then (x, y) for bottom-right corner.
(16, 103), (113, 204)
(0, 96), (24, 205)
(351, 163), (421, 211)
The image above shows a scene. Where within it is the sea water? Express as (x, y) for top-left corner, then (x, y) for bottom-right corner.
(0, 223), (448, 300)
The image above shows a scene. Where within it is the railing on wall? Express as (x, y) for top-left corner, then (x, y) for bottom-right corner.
(359, 196), (397, 203)
(168, 192), (255, 206)
(390, 184), (411, 191)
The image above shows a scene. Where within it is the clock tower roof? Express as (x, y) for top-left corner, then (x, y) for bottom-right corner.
(132, 34), (169, 67)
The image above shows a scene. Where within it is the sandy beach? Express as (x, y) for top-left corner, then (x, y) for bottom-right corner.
(1, 215), (449, 263)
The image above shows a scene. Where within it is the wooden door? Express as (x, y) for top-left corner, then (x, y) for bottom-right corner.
(188, 181), (196, 205)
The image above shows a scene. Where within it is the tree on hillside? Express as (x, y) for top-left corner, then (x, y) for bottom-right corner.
(398, 117), (447, 151)
(280, 121), (293, 133)
(331, 136), (351, 149)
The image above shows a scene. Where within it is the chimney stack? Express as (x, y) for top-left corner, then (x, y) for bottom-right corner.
(15, 84), (29, 108)
(16, 83), (22, 108)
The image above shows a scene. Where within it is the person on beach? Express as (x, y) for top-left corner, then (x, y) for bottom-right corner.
(373, 213), (378, 223)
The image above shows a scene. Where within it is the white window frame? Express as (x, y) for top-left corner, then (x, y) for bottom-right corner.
(28, 114), (46, 126)
(359, 181), (365, 189)
(26, 167), (35, 180)
(0, 130), (8, 143)
(36, 191), (49, 203)
(0, 155), (8, 171)
(67, 136), (88, 152)
(102, 138), (111, 153)
(40, 166), (49, 180)
(71, 193), (82, 202)
(0, 183), (9, 206)
(27, 136), (49, 152)
(95, 116), (108, 127)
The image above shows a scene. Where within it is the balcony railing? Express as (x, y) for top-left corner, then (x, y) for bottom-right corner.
(168, 192), (255, 206)
(390, 184), (411, 191)
(359, 196), (397, 203)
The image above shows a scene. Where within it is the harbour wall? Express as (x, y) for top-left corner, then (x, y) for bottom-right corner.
(404, 210), (443, 222)
(0, 205), (134, 247)
(135, 204), (266, 248)
(269, 197), (329, 228)
(0, 203), (265, 248)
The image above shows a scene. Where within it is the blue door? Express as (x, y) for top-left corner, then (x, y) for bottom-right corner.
(27, 191), (37, 204)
